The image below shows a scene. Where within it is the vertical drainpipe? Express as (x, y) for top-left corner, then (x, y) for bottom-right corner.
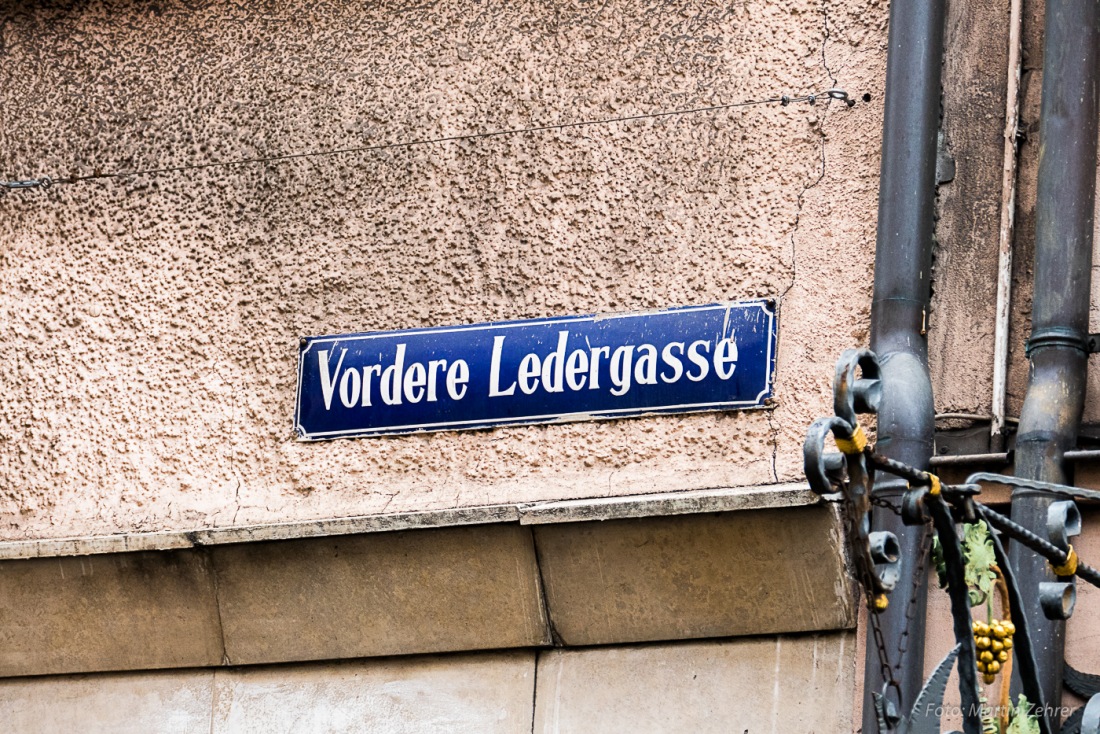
(862, 0), (945, 729)
(1010, 0), (1100, 710)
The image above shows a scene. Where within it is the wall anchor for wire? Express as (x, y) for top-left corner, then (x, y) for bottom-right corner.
(0, 177), (52, 190)
(826, 88), (857, 108)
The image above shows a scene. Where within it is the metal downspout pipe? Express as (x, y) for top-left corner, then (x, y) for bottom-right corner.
(862, 0), (945, 729)
(1010, 0), (1100, 710)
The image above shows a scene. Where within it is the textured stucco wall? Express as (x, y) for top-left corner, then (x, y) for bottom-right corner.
(986, 0), (1100, 427)
(0, 0), (888, 540)
(926, 0), (1009, 419)
(924, 0), (1100, 442)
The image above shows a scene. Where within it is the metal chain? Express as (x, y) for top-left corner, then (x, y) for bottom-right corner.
(862, 491), (932, 688)
(869, 606), (900, 696)
(842, 483), (901, 696)
(897, 520), (933, 662)
(867, 453), (936, 670)
(871, 495), (903, 516)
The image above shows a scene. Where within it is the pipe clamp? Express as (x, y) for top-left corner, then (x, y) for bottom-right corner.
(1025, 327), (1089, 356)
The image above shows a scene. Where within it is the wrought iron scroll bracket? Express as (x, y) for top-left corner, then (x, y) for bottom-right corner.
(804, 349), (1100, 734)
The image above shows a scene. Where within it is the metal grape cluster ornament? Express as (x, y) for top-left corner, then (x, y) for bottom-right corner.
(804, 349), (1100, 734)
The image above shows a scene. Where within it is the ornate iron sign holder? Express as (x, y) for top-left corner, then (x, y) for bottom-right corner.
(805, 349), (1100, 734)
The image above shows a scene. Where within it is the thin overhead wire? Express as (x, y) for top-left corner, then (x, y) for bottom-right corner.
(0, 88), (859, 191)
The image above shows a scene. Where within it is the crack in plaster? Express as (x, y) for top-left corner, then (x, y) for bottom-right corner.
(530, 529), (565, 647)
(201, 547), (232, 667)
(779, 0), (834, 306)
(530, 648), (540, 734)
(821, 0), (837, 87)
(771, 0), (835, 482)
(771, 139), (827, 481)
(208, 668), (221, 734)
(767, 408), (782, 484)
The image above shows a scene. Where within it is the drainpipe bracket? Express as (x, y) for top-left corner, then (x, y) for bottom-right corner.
(1026, 327), (1089, 357)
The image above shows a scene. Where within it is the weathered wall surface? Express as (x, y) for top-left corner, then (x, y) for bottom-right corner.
(0, 651), (537, 734)
(1002, 0), (1100, 427)
(533, 633), (856, 733)
(0, 634), (855, 733)
(0, 0), (889, 540)
(915, 0), (1100, 444)
(927, 0), (1009, 419)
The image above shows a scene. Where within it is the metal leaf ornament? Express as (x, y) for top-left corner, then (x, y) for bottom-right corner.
(962, 522), (998, 606)
(1004, 696), (1040, 734)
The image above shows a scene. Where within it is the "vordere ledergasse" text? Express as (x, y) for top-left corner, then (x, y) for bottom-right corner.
(316, 330), (739, 410)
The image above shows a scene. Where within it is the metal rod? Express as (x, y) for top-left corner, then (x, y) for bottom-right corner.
(966, 471), (1100, 503)
(928, 497), (984, 734)
(930, 452), (1010, 467)
(980, 505), (1100, 588)
(937, 412), (1019, 424)
(985, 515), (1057, 734)
(863, 0), (946, 727)
(989, 0), (1025, 450)
(1010, 0), (1100, 708)
(927, 449), (1100, 467)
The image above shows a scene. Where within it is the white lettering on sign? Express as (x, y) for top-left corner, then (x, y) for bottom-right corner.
(296, 302), (775, 441)
(488, 336), (516, 397)
(319, 346), (470, 409)
(446, 360), (469, 400)
(318, 348), (347, 410)
(317, 330), (738, 411)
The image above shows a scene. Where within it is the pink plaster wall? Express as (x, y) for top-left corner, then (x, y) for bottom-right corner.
(0, 0), (888, 540)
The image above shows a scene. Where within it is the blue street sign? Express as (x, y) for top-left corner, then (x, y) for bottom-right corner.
(295, 300), (776, 440)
